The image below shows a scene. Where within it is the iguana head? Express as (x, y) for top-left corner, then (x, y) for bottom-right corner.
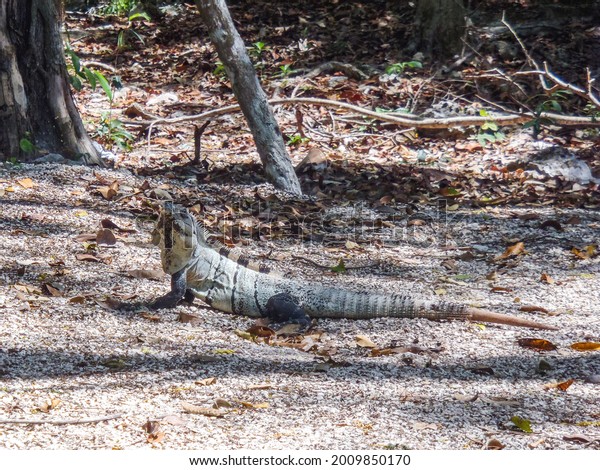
(152, 202), (202, 274)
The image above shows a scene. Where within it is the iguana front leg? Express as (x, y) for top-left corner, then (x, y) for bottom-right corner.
(150, 267), (188, 309)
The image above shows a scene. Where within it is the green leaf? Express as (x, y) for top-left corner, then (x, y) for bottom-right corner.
(479, 109), (490, 117)
(70, 75), (83, 91)
(479, 133), (495, 143)
(117, 30), (126, 49)
(331, 259), (347, 273)
(129, 11), (151, 21)
(481, 121), (498, 131)
(69, 50), (81, 74)
(19, 138), (35, 153)
(213, 349), (235, 355)
(130, 29), (145, 45)
(405, 61), (422, 69)
(83, 67), (97, 90)
(94, 70), (113, 101)
(511, 416), (533, 433)
(549, 100), (562, 112)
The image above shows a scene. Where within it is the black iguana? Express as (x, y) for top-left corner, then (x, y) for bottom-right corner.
(148, 202), (557, 331)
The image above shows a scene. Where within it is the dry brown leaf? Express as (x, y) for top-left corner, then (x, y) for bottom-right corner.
(43, 283), (62, 297)
(557, 379), (575, 391)
(142, 420), (165, 443)
(570, 342), (600, 351)
(17, 178), (35, 188)
(13, 283), (40, 294)
(540, 273), (555, 284)
(517, 338), (557, 351)
(142, 420), (161, 435)
(95, 296), (122, 310)
(564, 215), (581, 225)
(74, 233), (97, 242)
(195, 377), (217, 386)
(519, 305), (549, 313)
(491, 286), (512, 293)
(147, 431), (165, 444)
(496, 242), (526, 260)
(485, 438), (505, 450)
(544, 379), (575, 391)
(98, 180), (120, 200)
(68, 295), (87, 304)
(355, 335), (377, 348)
(101, 219), (136, 233)
(140, 312), (161, 322)
(378, 195), (394, 205)
(571, 245), (598, 260)
(247, 324), (275, 338)
(96, 228), (116, 246)
(37, 397), (62, 413)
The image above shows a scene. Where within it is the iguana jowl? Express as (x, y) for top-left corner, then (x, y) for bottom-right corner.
(149, 202), (557, 330)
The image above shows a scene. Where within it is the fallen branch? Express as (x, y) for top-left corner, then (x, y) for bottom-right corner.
(135, 96), (600, 147)
(0, 413), (123, 425)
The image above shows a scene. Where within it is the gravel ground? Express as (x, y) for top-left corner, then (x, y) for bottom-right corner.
(0, 163), (599, 450)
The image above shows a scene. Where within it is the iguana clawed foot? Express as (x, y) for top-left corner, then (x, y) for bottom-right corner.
(265, 293), (312, 330)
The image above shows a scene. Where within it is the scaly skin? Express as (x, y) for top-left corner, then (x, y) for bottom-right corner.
(150, 202), (557, 331)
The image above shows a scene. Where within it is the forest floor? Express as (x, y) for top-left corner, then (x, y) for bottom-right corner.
(0, 0), (599, 450)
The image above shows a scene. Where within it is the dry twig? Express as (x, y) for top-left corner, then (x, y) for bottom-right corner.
(0, 414), (124, 425)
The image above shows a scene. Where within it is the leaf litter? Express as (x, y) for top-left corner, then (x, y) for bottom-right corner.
(0, 1), (599, 450)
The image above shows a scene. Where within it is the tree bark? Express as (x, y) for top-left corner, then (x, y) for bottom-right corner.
(194, 0), (302, 195)
(0, 0), (101, 164)
(415, 0), (465, 59)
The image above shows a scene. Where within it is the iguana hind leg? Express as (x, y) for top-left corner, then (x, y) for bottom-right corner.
(266, 293), (311, 329)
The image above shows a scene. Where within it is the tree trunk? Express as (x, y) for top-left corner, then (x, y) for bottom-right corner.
(415, 0), (465, 59)
(0, 0), (101, 164)
(194, 0), (302, 195)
